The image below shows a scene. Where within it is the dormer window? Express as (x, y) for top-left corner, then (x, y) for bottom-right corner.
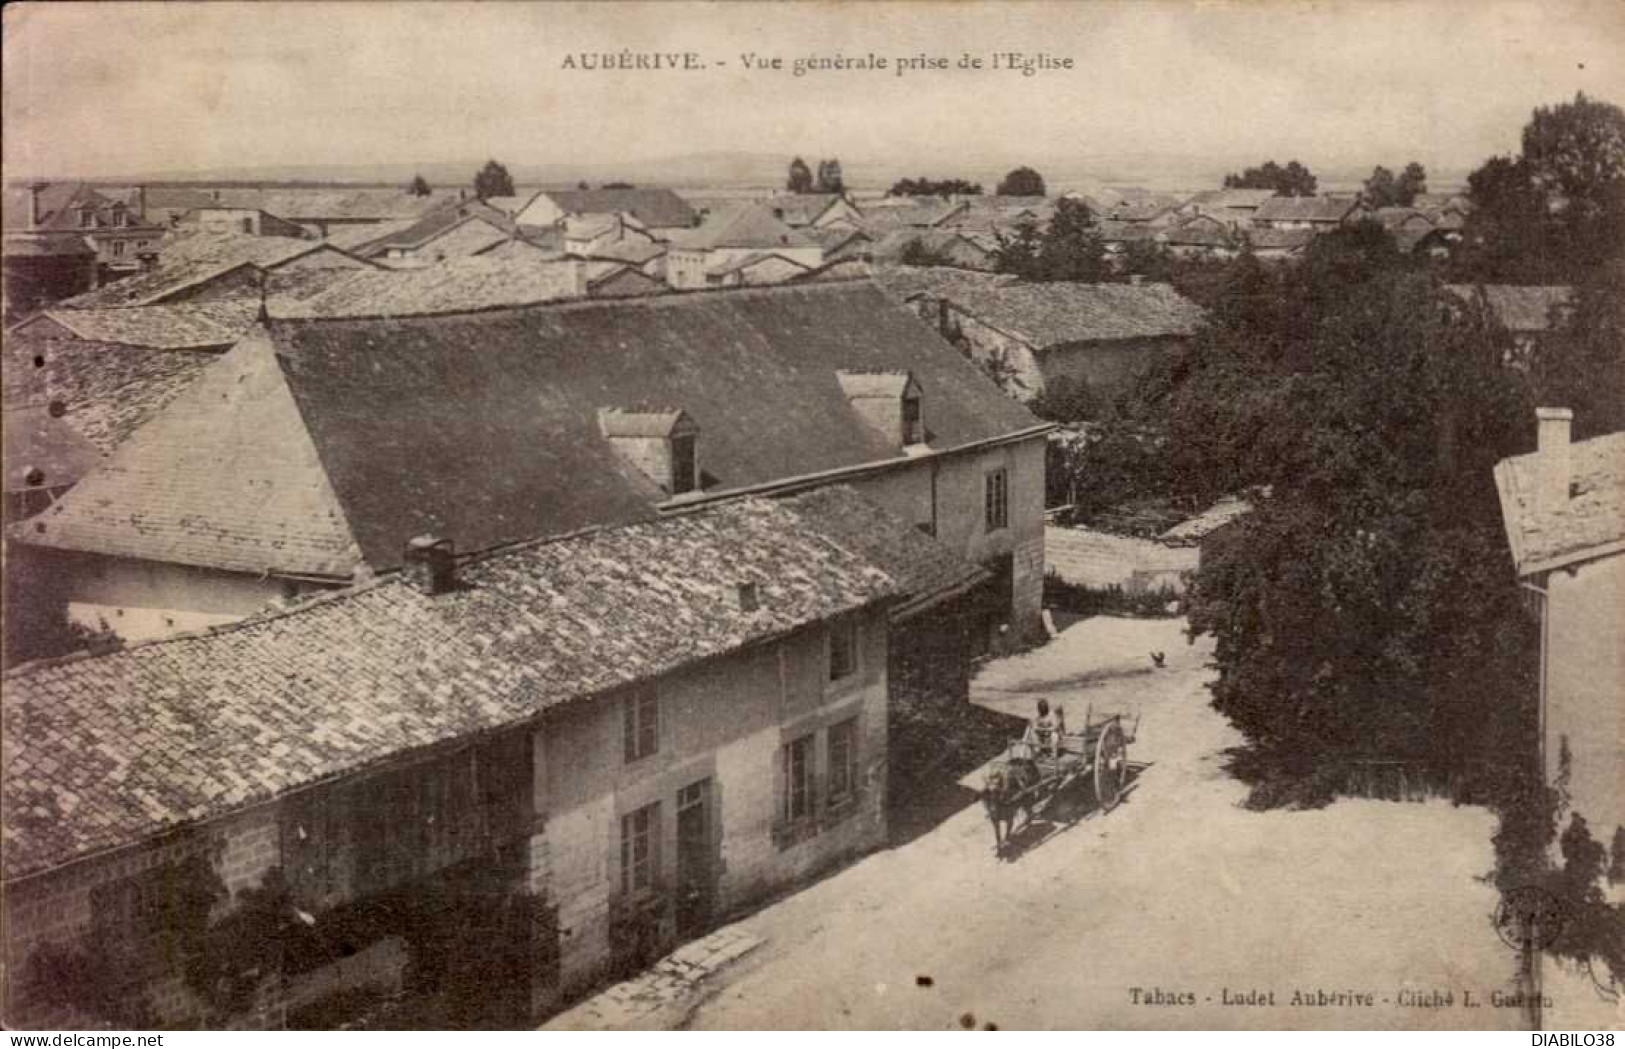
(600, 407), (701, 497)
(111, 204), (129, 228)
(78, 205), (94, 229)
(837, 370), (925, 449)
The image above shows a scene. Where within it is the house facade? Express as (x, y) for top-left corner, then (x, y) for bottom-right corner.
(1493, 411), (1625, 853)
(666, 206), (823, 289)
(1, 495), (909, 1029)
(2, 183), (166, 279)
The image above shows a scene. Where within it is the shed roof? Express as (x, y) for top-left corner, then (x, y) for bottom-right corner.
(1, 492), (904, 882)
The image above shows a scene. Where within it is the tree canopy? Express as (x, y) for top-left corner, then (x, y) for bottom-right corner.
(473, 160), (514, 201)
(787, 157), (813, 193)
(1361, 161), (1427, 207)
(1455, 93), (1625, 283)
(992, 198), (1107, 282)
(408, 174), (432, 197)
(889, 177), (983, 198)
(996, 166), (1046, 197)
(1223, 160), (1317, 197)
(815, 159), (845, 194)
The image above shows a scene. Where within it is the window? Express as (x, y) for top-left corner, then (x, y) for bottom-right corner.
(241, 217), (255, 234)
(113, 206), (129, 228)
(620, 801), (660, 895)
(670, 434), (697, 494)
(829, 620), (858, 682)
(902, 393), (924, 445)
(985, 467), (1009, 532)
(784, 735), (815, 822)
(78, 206), (93, 229)
(623, 688), (659, 763)
(112, 239), (126, 258)
(828, 718), (859, 805)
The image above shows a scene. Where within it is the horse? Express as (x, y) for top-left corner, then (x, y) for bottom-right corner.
(982, 757), (1041, 858)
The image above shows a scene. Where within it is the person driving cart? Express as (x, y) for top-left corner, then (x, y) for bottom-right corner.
(1024, 698), (1061, 758)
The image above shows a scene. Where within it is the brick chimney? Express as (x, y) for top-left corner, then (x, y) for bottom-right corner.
(28, 182), (48, 229)
(1535, 407), (1573, 513)
(135, 185), (147, 223)
(403, 535), (456, 595)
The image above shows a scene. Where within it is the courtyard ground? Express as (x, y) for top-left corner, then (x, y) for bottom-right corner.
(557, 616), (1553, 1030)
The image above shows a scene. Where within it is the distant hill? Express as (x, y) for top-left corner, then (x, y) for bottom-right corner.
(22, 151), (1467, 197)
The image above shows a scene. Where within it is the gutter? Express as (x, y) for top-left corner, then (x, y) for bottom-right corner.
(657, 422), (1056, 511)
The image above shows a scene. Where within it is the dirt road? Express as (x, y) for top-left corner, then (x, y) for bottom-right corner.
(681, 616), (1529, 1029)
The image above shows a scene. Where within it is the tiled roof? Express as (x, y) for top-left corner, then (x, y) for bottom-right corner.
(275, 256), (586, 317)
(704, 251), (811, 279)
(1185, 188), (1276, 209)
(1096, 221), (1161, 245)
(323, 219), (418, 251)
(877, 267), (1207, 347)
(580, 237), (666, 266)
(861, 199), (967, 231)
(2, 335), (219, 455)
(1, 493), (902, 881)
(1159, 496), (1255, 545)
(776, 485), (986, 620)
(1160, 220), (1236, 248)
(669, 205), (816, 251)
(537, 188), (697, 229)
(1444, 284), (1575, 333)
(29, 300), (259, 351)
(2, 403), (102, 494)
(351, 203), (513, 256)
(59, 231), (370, 308)
(209, 188), (454, 222)
(762, 194), (847, 227)
(1246, 228), (1318, 251)
(26, 335), (363, 577)
(1494, 430), (1625, 574)
(1253, 195), (1361, 224)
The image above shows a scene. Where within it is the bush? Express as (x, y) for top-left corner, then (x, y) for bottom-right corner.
(1043, 573), (1182, 619)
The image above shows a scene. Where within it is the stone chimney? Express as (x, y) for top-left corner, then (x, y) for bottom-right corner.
(1535, 407), (1573, 513)
(403, 535), (457, 595)
(28, 182), (48, 229)
(135, 185), (147, 223)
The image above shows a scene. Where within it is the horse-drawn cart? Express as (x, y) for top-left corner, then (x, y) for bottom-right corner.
(982, 706), (1137, 856)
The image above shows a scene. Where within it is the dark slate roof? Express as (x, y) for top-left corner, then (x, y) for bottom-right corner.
(2, 334), (220, 455)
(26, 282), (1041, 576)
(1444, 284), (1575, 333)
(276, 257), (586, 318)
(877, 267), (1207, 348)
(1, 183), (151, 233)
(1, 494), (902, 881)
(1253, 195), (1361, 224)
(540, 188), (697, 228)
(1494, 430), (1625, 574)
(2, 403), (102, 494)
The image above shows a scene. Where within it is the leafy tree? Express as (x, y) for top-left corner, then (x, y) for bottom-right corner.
(1028, 375), (1101, 424)
(991, 219), (1043, 279)
(1119, 238), (1175, 283)
(602, 181), (635, 189)
(996, 166), (1046, 197)
(1397, 162), (1428, 205)
(889, 177), (982, 198)
(787, 156), (813, 193)
(408, 174), (432, 197)
(815, 159), (845, 194)
(1363, 162), (1428, 208)
(1224, 159), (1317, 197)
(473, 159), (515, 201)
(1538, 258), (1625, 439)
(1522, 92), (1625, 206)
(1033, 197), (1108, 281)
(897, 238), (957, 267)
(1173, 226), (1538, 794)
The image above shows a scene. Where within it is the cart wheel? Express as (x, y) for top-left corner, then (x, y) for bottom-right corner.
(1094, 719), (1128, 812)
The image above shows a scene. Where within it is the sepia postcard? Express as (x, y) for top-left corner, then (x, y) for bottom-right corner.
(1, 0), (1622, 1033)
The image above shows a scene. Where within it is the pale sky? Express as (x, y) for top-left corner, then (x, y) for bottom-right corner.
(4, 1), (1623, 182)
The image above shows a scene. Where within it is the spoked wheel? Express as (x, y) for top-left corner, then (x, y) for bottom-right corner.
(1093, 718), (1128, 812)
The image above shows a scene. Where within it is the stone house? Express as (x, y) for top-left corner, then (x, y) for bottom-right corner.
(665, 205), (823, 289)
(20, 281), (1048, 650)
(512, 188), (698, 242)
(1, 232), (99, 323)
(878, 267), (1207, 404)
(2, 183), (166, 279)
(1493, 411), (1624, 857)
(1, 493), (932, 1028)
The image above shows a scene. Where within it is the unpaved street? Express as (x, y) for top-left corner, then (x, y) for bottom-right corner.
(681, 616), (1528, 1030)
